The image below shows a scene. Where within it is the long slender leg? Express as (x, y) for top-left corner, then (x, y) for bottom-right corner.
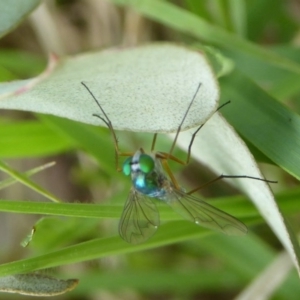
(184, 101), (231, 165)
(154, 81), (275, 191)
(167, 82), (202, 159)
(160, 159), (181, 189)
(151, 84), (202, 157)
(156, 152), (185, 165)
(81, 82), (132, 171)
(166, 81), (230, 166)
(153, 84), (276, 191)
(187, 174), (277, 195)
(151, 133), (158, 152)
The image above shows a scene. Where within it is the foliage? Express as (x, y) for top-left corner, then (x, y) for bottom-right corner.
(0, 0), (300, 299)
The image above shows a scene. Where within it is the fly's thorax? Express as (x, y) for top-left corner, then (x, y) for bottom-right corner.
(122, 150), (167, 197)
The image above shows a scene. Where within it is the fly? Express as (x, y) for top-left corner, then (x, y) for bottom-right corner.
(82, 82), (276, 244)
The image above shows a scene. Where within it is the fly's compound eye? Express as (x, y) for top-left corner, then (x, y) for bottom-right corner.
(139, 154), (155, 174)
(122, 157), (132, 176)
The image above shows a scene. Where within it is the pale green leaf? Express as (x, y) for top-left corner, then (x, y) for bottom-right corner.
(0, 0), (41, 38)
(0, 274), (78, 296)
(0, 44), (219, 133)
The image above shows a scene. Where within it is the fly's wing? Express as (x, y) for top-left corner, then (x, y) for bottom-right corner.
(119, 188), (160, 244)
(166, 189), (247, 236)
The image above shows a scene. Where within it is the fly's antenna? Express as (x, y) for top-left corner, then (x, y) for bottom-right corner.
(81, 82), (121, 169)
(81, 82), (113, 129)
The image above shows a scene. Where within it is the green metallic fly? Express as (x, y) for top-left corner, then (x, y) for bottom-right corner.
(82, 82), (275, 244)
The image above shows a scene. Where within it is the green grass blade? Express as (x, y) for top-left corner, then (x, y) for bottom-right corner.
(0, 187), (299, 220)
(219, 69), (300, 180)
(0, 120), (73, 158)
(0, 187), (299, 276)
(0, 161), (55, 190)
(0, 160), (62, 203)
(109, 0), (300, 75)
(0, 222), (214, 276)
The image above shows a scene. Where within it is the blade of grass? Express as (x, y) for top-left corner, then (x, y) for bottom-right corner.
(235, 251), (294, 300)
(0, 120), (73, 158)
(0, 222), (216, 276)
(0, 189), (299, 276)
(219, 69), (300, 180)
(0, 187), (299, 220)
(0, 161), (55, 190)
(228, 0), (246, 36)
(109, 0), (300, 75)
(195, 234), (300, 298)
(0, 160), (62, 203)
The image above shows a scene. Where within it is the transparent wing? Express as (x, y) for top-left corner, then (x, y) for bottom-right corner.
(119, 188), (160, 244)
(166, 189), (247, 236)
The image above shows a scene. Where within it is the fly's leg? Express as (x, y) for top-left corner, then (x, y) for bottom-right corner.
(151, 133), (158, 152)
(166, 82), (202, 160)
(187, 174), (277, 195)
(151, 82), (203, 166)
(148, 81), (276, 192)
(183, 101), (231, 165)
(161, 81), (230, 166)
(160, 158), (181, 190)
